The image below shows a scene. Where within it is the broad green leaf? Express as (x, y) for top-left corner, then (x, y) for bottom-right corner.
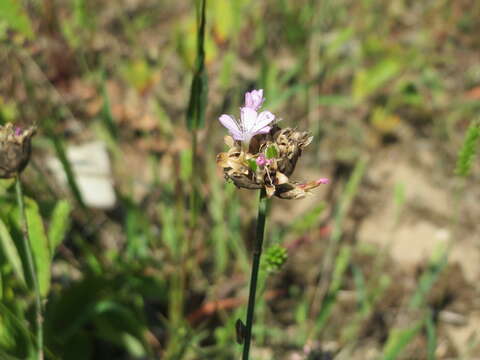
(0, 0), (33, 39)
(48, 200), (72, 258)
(24, 198), (51, 296)
(0, 217), (25, 286)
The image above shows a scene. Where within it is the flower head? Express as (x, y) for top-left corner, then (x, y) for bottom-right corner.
(217, 90), (330, 200)
(0, 123), (37, 179)
(244, 89), (265, 111)
(219, 106), (275, 143)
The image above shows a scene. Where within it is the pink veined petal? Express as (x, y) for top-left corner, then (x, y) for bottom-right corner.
(219, 114), (244, 140)
(255, 126), (271, 135)
(244, 89), (265, 110)
(240, 107), (258, 133)
(245, 92), (253, 108)
(251, 89), (264, 110)
(252, 111), (275, 132)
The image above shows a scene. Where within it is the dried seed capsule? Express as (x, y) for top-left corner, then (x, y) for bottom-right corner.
(0, 123), (37, 179)
(217, 128), (329, 199)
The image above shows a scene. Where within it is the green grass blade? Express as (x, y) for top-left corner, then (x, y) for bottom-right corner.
(186, 0), (208, 130)
(48, 200), (72, 258)
(23, 198), (52, 297)
(314, 245), (352, 333)
(426, 310), (437, 360)
(100, 73), (118, 139)
(409, 243), (448, 310)
(381, 321), (423, 360)
(0, 217), (26, 286)
(50, 136), (87, 210)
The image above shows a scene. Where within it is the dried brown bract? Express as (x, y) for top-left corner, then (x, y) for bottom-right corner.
(0, 123), (37, 179)
(216, 126), (328, 200)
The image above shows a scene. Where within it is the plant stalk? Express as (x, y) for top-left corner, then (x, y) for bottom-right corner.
(242, 188), (268, 360)
(15, 175), (43, 360)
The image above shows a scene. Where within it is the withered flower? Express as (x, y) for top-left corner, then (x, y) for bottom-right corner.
(0, 123), (37, 179)
(217, 91), (329, 200)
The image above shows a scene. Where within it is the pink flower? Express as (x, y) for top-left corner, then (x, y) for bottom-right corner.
(219, 106), (275, 143)
(316, 178), (330, 185)
(244, 89), (265, 111)
(256, 153), (271, 167)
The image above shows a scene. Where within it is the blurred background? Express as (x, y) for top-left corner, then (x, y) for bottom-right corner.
(1, 0), (480, 359)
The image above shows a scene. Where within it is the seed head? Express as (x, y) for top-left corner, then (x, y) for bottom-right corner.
(0, 123), (37, 179)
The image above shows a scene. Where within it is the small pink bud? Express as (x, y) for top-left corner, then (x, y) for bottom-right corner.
(244, 89), (265, 111)
(256, 153), (269, 167)
(316, 178), (330, 185)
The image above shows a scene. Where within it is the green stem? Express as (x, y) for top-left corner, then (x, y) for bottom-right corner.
(15, 175), (43, 360)
(242, 188), (268, 360)
(190, 130), (198, 228)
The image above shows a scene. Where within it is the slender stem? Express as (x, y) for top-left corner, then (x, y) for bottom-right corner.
(190, 130), (198, 228)
(242, 188), (268, 360)
(15, 175), (43, 360)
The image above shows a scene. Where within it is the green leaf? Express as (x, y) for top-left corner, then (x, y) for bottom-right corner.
(186, 71), (208, 130)
(247, 159), (258, 172)
(48, 200), (71, 258)
(426, 310), (437, 360)
(100, 72), (118, 139)
(409, 243), (448, 310)
(265, 144), (278, 159)
(186, 0), (208, 130)
(0, 217), (25, 286)
(314, 245), (352, 333)
(382, 322), (423, 360)
(0, 301), (33, 358)
(0, 0), (34, 39)
(24, 198), (51, 297)
(353, 58), (402, 101)
(50, 135), (86, 210)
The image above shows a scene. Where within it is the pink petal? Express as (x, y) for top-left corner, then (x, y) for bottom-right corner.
(240, 107), (258, 132)
(316, 178), (330, 185)
(252, 111), (275, 132)
(245, 92), (253, 108)
(255, 126), (271, 135)
(256, 154), (268, 167)
(219, 114), (244, 140)
(244, 89), (265, 110)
